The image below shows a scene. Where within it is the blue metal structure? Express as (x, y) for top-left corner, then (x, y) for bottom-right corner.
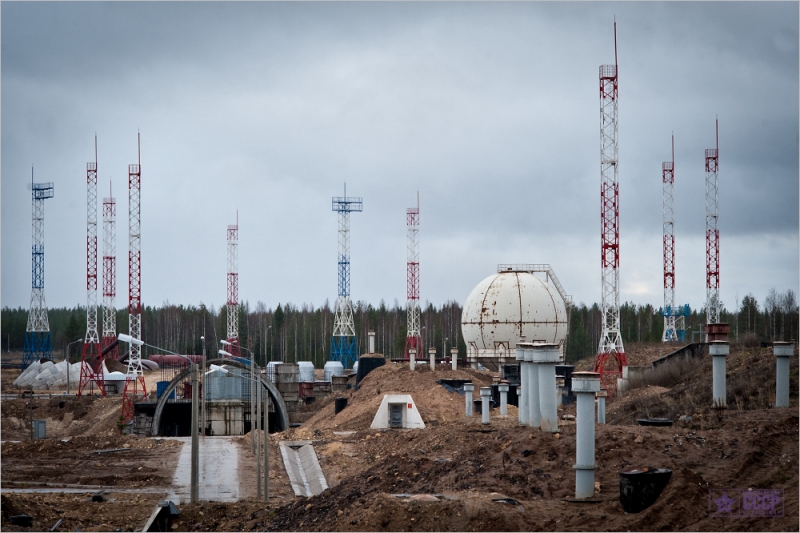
(330, 183), (362, 369)
(23, 177), (55, 368)
(662, 304), (691, 341)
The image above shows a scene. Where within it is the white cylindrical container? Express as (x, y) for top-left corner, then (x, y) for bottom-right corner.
(597, 389), (607, 424)
(480, 387), (492, 425)
(464, 382), (474, 417)
(498, 383), (509, 416)
(409, 349), (416, 371)
(323, 361), (344, 382)
(297, 361), (315, 383)
(527, 347), (540, 428)
(710, 341), (729, 408)
(429, 348), (436, 370)
(451, 348), (458, 370)
(516, 343), (528, 425)
(774, 342), (793, 408)
(572, 371), (601, 499)
(534, 343), (560, 433)
(368, 331), (376, 354)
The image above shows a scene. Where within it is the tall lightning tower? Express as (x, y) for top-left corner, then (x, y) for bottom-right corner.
(101, 182), (119, 359)
(22, 172), (54, 369)
(79, 137), (104, 396)
(330, 183), (362, 369)
(122, 134), (146, 423)
(593, 21), (628, 393)
(705, 119), (720, 326)
(404, 193), (421, 360)
(661, 136), (689, 342)
(226, 214), (240, 358)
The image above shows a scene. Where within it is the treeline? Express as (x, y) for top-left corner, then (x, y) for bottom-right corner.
(2, 289), (796, 366)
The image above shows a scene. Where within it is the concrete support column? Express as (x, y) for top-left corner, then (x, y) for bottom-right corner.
(774, 342), (793, 408)
(368, 331), (375, 354)
(409, 349), (416, 372)
(596, 389), (607, 424)
(533, 343), (560, 433)
(710, 341), (729, 408)
(480, 387), (491, 425)
(515, 343), (528, 426)
(526, 346), (540, 428)
(572, 371), (601, 499)
(464, 383), (474, 417)
(556, 376), (565, 407)
(498, 383), (509, 416)
(429, 348), (436, 370)
(451, 348), (458, 371)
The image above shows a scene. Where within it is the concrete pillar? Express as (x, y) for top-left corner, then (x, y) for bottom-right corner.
(480, 387), (491, 425)
(368, 331), (375, 354)
(526, 345), (540, 428)
(533, 343), (560, 433)
(572, 371), (601, 499)
(409, 349), (416, 371)
(515, 343), (528, 426)
(451, 347), (458, 370)
(774, 342), (793, 408)
(710, 341), (729, 408)
(464, 382), (474, 417)
(556, 376), (565, 406)
(498, 383), (509, 416)
(429, 348), (436, 370)
(596, 389), (607, 424)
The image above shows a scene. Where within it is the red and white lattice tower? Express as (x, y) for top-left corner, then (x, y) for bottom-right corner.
(662, 136), (678, 342)
(122, 134), (146, 423)
(226, 215), (240, 358)
(705, 119), (720, 326)
(404, 193), (421, 360)
(78, 137), (104, 396)
(593, 21), (628, 394)
(101, 182), (119, 360)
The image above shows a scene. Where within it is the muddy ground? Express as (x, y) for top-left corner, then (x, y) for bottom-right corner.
(2, 345), (798, 531)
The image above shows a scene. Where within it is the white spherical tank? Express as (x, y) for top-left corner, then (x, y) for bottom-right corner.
(461, 269), (568, 368)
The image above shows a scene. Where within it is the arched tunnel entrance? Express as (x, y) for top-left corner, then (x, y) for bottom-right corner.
(150, 358), (289, 436)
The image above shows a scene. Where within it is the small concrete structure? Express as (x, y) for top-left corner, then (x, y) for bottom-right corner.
(368, 330), (376, 353)
(451, 347), (458, 370)
(533, 343), (560, 433)
(480, 387), (492, 425)
(556, 376), (565, 406)
(774, 342), (793, 408)
(280, 441), (328, 497)
(429, 347), (436, 369)
(710, 341), (729, 408)
(527, 344), (541, 428)
(370, 394), (425, 429)
(409, 349), (416, 371)
(498, 382), (509, 416)
(596, 389), (607, 424)
(572, 371), (601, 499)
(464, 383), (474, 417)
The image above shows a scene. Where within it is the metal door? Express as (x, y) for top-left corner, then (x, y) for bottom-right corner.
(389, 403), (403, 428)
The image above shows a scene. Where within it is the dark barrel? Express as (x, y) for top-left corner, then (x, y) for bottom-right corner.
(334, 397), (348, 414)
(619, 468), (672, 513)
(355, 355), (385, 388)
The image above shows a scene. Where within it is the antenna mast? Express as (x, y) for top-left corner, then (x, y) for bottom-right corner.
(705, 119), (720, 328)
(404, 193), (421, 360)
(101, 181), (119, 359)
(226, 213), (240, 358)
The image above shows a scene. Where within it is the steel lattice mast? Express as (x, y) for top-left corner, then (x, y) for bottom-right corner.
(330, 183), (362, 369)
(593, 21), (628, 393)
(122, 133), (146, 423)
(662, 136), (678, 342)
(22, 172), (54, 369)
(404, 193), (421, 360)
(101, 182), (119, 359)
(226, 214), (240, 358)
(79, 137), (104, 395)
(705, 119), (720, 326)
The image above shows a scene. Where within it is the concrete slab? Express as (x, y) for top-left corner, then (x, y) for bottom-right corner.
(166, 436), (239, 503)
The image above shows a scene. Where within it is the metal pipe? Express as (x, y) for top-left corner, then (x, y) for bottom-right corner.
(515, 343), (528, 425)
(480, 387), (491, 425)
(498, 383), (509, 416)
(409, 349), (416, 371)
(450, 347), (458, 370)
(201, 336), (206, 440)
(597, 389), (607, 424)
(264, 393), (269, 502)
(774, 342), (793, 408)
(526, 346), (540, 428)
(256, 379), (262, 500)
(572, 371), (600, 499)
(710, 341), (729, 408)
(464, 382), (474, 417)
(190, 363), (199, 503)
(534, 343), (560, 432)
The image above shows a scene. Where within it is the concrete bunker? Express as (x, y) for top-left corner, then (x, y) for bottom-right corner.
(370, 394), (425, 429)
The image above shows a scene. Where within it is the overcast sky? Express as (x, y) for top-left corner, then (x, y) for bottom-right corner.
(2, 1), (798, 317)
